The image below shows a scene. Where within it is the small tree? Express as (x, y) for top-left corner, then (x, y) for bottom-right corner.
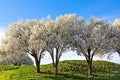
(73, 17), (111, 76)
(0, 52), (33, 65)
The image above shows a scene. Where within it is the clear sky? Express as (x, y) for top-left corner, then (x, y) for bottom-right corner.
(0, 0), (120, 64)
(0, 0), (120, 29)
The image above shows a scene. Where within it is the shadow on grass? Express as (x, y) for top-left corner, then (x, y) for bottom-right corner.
(107, 74), (120, 80)
(8, 71), (120, 80)
(41, 71), (120, 80)
(42, 72), (89, 80)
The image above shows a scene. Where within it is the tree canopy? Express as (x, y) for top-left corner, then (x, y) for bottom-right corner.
(0, 14), (119, 76)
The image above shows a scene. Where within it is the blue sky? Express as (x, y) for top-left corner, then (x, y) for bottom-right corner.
(0, 0), (120, 64)
(0, 0), (120, 29)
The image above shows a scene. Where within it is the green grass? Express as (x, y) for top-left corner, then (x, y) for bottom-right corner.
(0, 60), (120, 80)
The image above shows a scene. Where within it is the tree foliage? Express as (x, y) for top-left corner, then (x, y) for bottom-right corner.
(44, 14), (79, 76)
(0, 14), (119, 76)
(2, 20), (46, 73)
(73, 17), (112, 75)
(111, 19), (120, 56)
(0, 47), (33, 65)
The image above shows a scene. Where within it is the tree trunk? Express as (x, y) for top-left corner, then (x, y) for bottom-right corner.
(86, 48), (93, 76)
(87, 59), (92, 76)
(35, 56), (40, 73)
(54, 48), (59, 76)
(54, 64), (58, 76)
(29, 50), (42, 73)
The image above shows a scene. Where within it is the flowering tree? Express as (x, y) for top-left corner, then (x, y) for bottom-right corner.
(111, 19), (120, 56)
(0, 45), (33, 65)
(45, 14), (78, 76)
(3, 19), (46, 73)
(73, 17), (111, 75)
(2, 14), (116, 76)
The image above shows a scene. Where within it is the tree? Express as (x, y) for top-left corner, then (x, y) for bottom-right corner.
(73, 17), (111, 76)
(3, 19), (46, 73)
(0, 51), (33, 65)
(45, 14), (77, 76)
(111, 19), (120, 56)
(0, 46), (7, 61)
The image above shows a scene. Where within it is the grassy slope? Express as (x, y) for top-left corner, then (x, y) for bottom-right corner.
(0, 60), (120, 80)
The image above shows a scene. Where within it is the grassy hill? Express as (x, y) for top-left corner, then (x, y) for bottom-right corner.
(0, 60), (120, 80)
